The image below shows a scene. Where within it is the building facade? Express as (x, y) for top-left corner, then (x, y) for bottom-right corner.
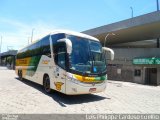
(107, 48), (160, 85)
(0, 50), (17, 70)
(83, 11), (160, 85)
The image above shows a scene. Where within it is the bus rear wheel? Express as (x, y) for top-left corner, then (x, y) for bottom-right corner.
(43, 75), (51, 93)
(18, 70), (23, 80)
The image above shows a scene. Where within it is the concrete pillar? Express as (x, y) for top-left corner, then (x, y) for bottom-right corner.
(157, 38), (159, 48)
(142, 67), (146, 84)
(0, 56), (1, 66)
(5, 57), (7, 66)
(157, 68), (160, 85)
(13, 56), (16, 70)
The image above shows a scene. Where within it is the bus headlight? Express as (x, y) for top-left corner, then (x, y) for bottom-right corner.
(67, 76), (81, 84)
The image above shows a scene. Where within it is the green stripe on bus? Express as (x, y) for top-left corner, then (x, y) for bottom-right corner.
(95, 76), (106, 81)
(26, 56), (41, 76)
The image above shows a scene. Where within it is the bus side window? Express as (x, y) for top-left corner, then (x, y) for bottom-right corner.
(54, 44), (66, 70)
(41, 36), (51, 57)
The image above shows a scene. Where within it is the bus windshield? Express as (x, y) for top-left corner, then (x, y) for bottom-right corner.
(67, 35), (106, 75)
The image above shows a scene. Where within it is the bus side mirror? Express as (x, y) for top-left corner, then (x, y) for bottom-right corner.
(57, 38), (72, 55)
(102, 47), (114, 60)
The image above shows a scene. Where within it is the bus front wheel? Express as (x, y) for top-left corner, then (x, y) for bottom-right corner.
(43, 75), (51, 93)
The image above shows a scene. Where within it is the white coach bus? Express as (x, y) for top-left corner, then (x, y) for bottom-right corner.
(15, 30), (114, 95)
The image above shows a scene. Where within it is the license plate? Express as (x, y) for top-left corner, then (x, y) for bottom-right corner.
(89, 88), (96, 92)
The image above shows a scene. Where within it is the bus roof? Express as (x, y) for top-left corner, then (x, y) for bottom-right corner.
(50, 30), (99, 42)
(18, 30), (99, 52)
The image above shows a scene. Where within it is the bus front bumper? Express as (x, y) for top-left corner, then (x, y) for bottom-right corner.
(65, 80), (107, 95)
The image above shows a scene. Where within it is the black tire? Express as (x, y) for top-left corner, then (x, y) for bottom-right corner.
(18, 70), (23, 80)
(43, 75), (51, 93)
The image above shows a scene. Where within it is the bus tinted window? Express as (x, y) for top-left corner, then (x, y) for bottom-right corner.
(29, 42), (41, 57)
(51, 33), (66, 44)
(17, 34), (65, 59)
(41, 36), (51, 57)
(35, 41), (41, 55)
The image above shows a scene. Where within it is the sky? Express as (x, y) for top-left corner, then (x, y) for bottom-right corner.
(0, 0), (158, 52)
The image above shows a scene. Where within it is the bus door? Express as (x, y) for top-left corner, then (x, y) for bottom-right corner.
(53, 42), (67, 92)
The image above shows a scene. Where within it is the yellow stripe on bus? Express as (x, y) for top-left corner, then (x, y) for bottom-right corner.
(74, 74), (98, 83)
(16, 57), (32, 77)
